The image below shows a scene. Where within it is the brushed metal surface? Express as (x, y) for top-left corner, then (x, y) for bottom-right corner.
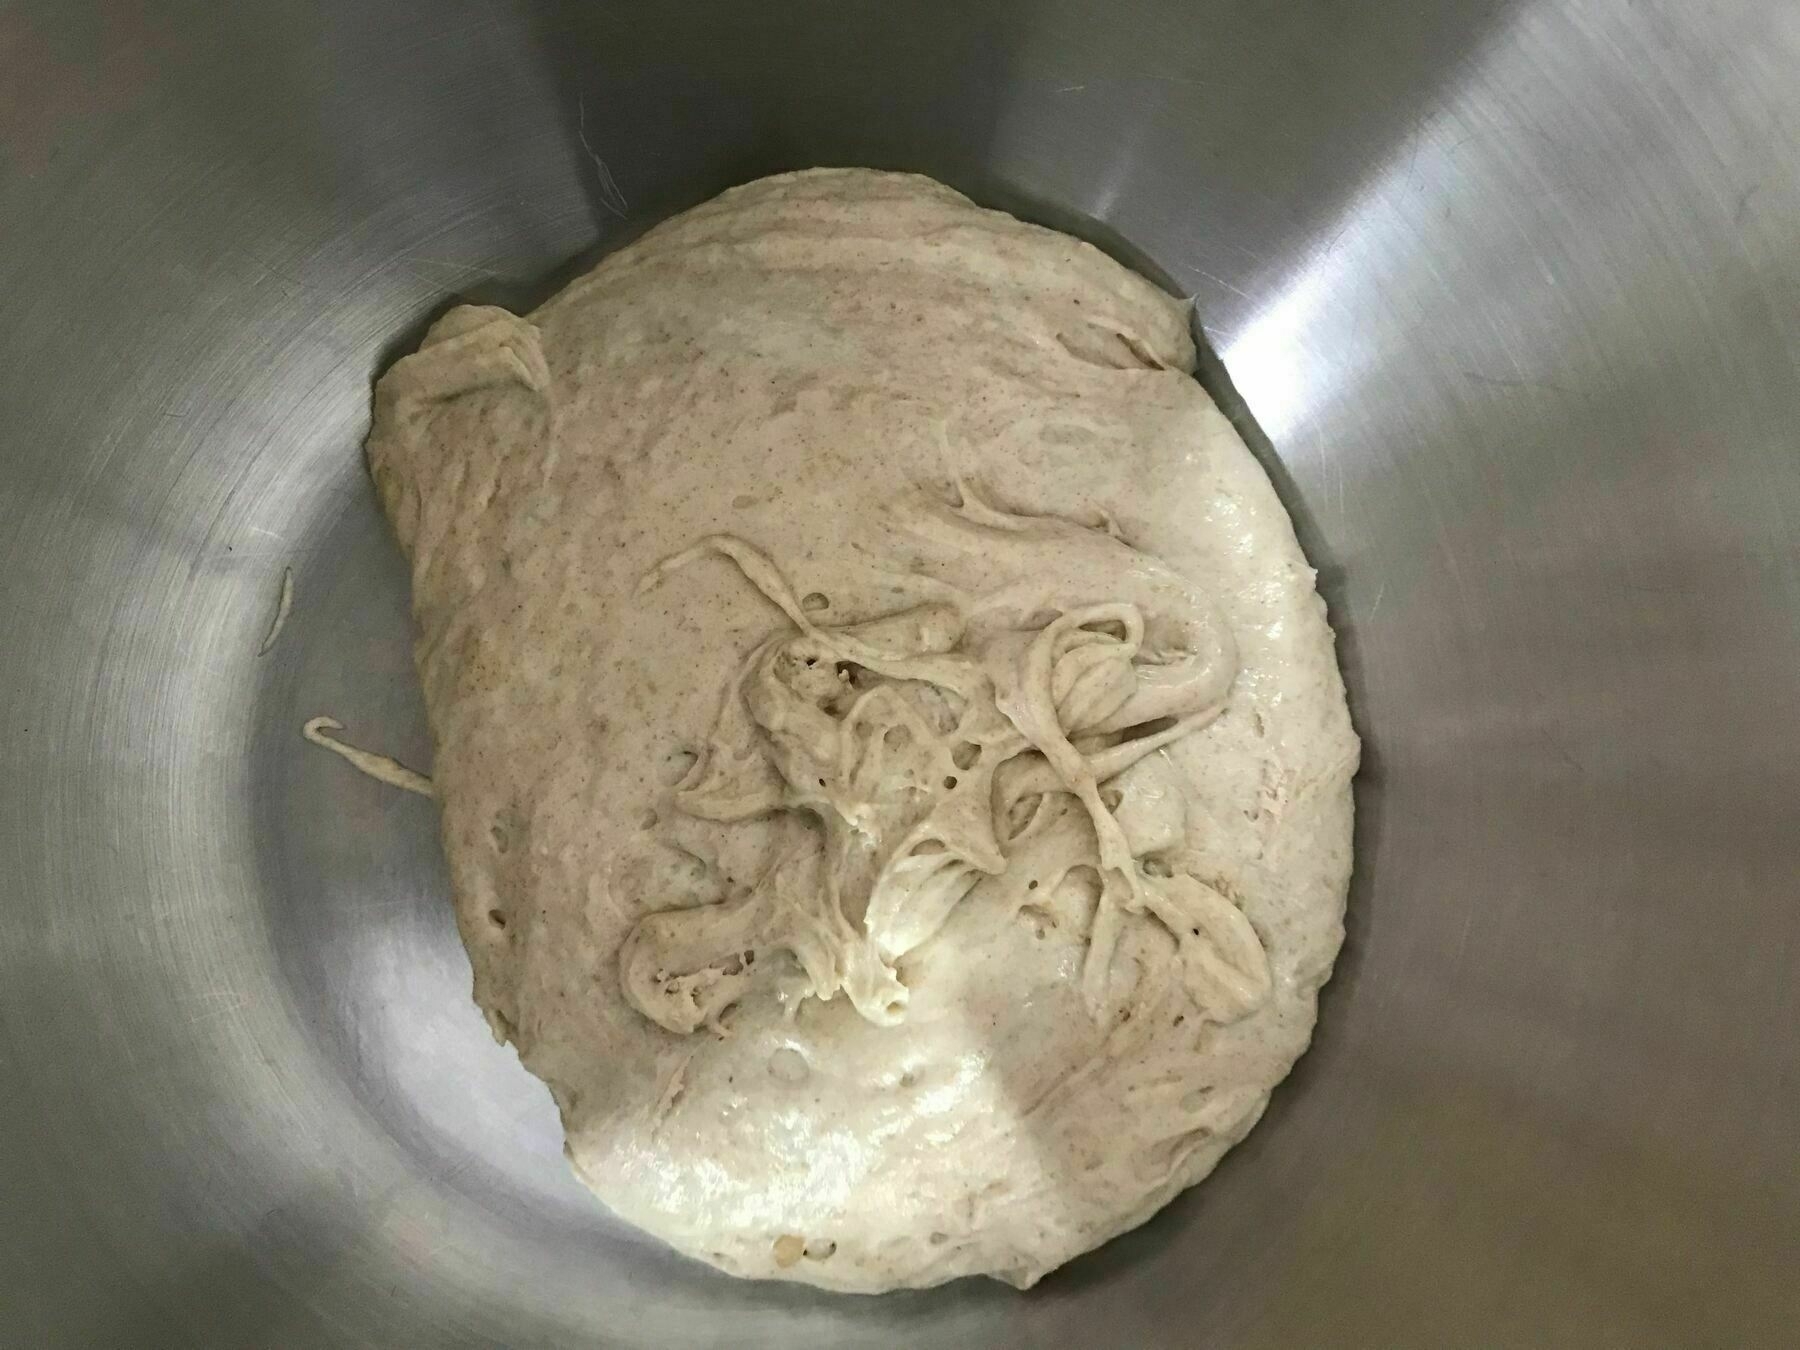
(2, 1), (1797, 1345)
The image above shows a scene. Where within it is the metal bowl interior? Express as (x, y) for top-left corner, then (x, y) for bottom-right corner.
(2, 2), (1796, 1346)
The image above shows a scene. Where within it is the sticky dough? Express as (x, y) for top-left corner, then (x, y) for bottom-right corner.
(365, 169), (1358, 1292)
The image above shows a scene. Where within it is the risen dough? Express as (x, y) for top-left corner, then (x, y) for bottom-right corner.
(366, 169), (1357, 1292)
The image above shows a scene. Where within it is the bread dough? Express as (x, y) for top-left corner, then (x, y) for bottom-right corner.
(365, 169), (1357, 1292)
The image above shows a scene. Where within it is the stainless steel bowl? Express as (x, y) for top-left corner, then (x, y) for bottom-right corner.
(3, 2), (1796, 1345)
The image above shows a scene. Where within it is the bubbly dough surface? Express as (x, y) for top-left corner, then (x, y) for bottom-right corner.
(366, 169), (1357, 1292)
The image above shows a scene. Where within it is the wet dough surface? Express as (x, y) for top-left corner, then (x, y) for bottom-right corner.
(366, 169), (1357, 1292)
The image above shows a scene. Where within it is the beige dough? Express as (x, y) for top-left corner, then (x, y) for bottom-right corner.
(365, 169), (1357, 1292)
